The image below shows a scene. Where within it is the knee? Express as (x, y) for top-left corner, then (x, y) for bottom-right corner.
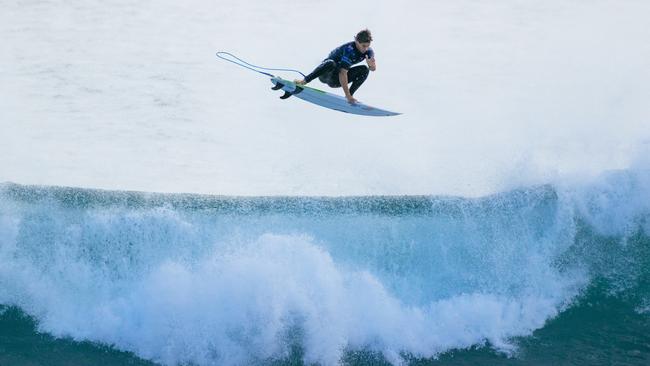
(323, 59), (336, 69)
(355, 66), (369, 80)
(356, 65), (369, 75)
(360, 65), (369, 75)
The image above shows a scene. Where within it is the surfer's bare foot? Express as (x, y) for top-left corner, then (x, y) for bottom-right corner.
(295, 79), (306, 85)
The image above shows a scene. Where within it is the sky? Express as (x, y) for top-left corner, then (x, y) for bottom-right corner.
(1, 0), (649, 196)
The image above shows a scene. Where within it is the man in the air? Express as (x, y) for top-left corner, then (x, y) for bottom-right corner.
(295, 29), (376, 104)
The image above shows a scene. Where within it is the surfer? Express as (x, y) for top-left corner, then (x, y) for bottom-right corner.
(295, 29), (376, 104)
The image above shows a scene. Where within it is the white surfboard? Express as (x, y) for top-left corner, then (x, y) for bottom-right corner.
(270, 77), (400, 117)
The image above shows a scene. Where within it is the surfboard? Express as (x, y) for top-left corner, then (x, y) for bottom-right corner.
(270, 77), (400, 117)
(216, 52), (401, 117)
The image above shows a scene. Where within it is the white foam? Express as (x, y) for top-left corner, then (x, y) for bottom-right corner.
(561, 160), (650, 237)
(0, 229), (585, 365)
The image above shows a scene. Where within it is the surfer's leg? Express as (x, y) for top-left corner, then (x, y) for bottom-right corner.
(347, 65), (369, 95)
(302, 59), (336, 84)
(320, 70), (341, 88)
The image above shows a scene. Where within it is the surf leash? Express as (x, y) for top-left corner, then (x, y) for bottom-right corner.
(216, 51), (306, 78)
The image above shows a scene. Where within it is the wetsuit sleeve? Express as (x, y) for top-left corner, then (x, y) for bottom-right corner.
(339, 46), (355, 70)
(367, 49), (375, 59)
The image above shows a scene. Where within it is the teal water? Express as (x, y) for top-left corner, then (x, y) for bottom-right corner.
(2, 283), (649, 365)
(1, 171), (649, 365)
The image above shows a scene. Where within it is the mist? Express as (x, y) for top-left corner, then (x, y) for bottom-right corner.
(2, 0), (649, 196)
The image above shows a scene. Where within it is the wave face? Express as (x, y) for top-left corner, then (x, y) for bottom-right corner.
(1, 170), (649, 365)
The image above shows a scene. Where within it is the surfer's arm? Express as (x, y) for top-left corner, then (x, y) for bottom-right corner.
(339, 68), (357, 104)
(367, 56), (376, 71)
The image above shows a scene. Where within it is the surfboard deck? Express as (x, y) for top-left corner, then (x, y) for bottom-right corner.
(270, 77), (400, 117)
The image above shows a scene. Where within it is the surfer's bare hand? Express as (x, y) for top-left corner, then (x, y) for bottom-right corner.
(294, 79), (306, 85)
(346, 95), (358, 104)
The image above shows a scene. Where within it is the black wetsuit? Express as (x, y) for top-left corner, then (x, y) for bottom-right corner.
(303, 42), (374, 95)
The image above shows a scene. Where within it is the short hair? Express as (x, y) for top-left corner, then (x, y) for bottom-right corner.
(355, 29), (373, 43)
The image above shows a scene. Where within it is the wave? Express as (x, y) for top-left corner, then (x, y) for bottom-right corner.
(1, 169), (649, 365)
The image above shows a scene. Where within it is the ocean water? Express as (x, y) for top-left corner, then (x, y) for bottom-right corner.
(1, 167), (649, 365)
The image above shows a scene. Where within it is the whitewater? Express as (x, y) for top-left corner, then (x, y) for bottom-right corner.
(2, 0), (650, 365)
(1, 170), (650, 365)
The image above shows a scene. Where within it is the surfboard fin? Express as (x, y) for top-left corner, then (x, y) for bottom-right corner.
(279, 86), (304, 100)
(271, 83), (284, 90)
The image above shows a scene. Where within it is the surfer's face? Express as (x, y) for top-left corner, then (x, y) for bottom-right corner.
(355, 41), (371, 53)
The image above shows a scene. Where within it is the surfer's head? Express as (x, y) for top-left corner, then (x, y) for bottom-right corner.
(355, 29), (372, 53)
(355, 29), (372, 43)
